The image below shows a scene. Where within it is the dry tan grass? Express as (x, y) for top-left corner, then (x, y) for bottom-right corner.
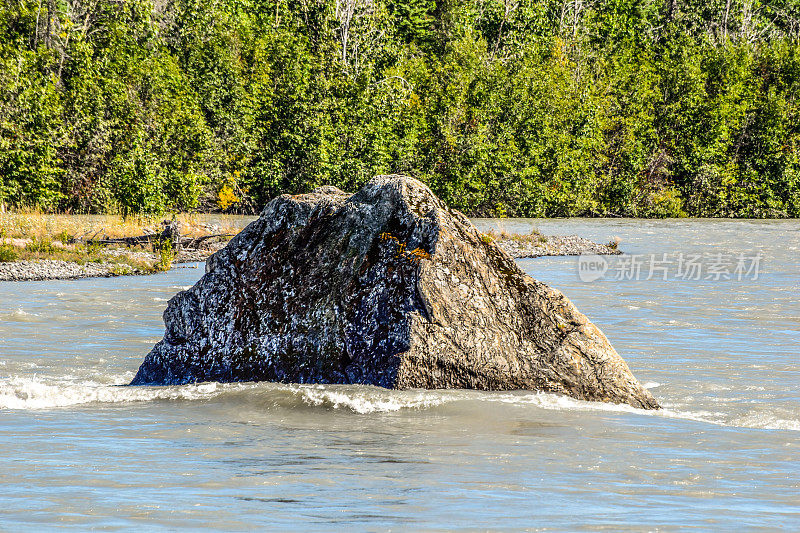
(0, 239), (159, 272)
(0, 211), (247, 241)
(0, 211), (250, 270)
(482, 228), (547, 244)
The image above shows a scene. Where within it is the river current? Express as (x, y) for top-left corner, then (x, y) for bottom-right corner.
(1, 219), (798, 530)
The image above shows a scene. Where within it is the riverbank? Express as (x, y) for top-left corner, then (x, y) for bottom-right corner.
(483, 229), (622, 258)
(0, 212), (248, 242)
(0, 233), (619, 281)
(0, 212), (245, 281)
(0, 249), (219, 282)
(0, 239), (228, 281)
(0, 213), (621, 281)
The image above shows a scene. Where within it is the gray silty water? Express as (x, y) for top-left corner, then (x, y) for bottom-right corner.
(0, 219), (798, 530)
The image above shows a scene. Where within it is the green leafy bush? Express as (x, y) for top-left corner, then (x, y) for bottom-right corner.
(0, 245), (17, 262)
(155, 238), (175, 272)
(25, 238), (55, 254)
(56, 230), (72, 245)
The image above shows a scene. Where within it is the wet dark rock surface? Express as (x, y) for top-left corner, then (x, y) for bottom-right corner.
(131, 176), (659, 409)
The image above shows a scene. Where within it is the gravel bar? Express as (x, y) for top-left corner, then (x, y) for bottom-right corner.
(497, 235), (622, 258)
(0, 238), (616, 281)
(0, 249), (216, 282)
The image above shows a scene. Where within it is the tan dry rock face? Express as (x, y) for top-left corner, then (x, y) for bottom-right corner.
(131, 175), (659, 409)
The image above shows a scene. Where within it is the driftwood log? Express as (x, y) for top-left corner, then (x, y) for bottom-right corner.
(79, 222), (233, 250)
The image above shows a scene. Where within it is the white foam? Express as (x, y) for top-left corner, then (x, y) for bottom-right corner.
(295, 385), (450, 414)
(488, 391), (800, 432)
(731, 413), (800, 431)
(483, 391), (736, 428)
(0, 377), (451, 413)
(0, 308), (40, 322)
(3, 377), (797, 432)
(489, 391), (659, 415)
(0, 376), (227, 410)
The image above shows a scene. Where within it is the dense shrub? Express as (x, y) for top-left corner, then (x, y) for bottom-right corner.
(0, 245), (17, 262)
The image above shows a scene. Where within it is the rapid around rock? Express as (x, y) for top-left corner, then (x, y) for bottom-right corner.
(131, 175), (659, 409)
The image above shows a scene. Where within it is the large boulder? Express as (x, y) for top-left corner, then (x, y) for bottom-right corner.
(131, 175), (659, 409)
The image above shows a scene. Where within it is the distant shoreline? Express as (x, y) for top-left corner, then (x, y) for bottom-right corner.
(0, 251), (214, 282)
(0, 213), (240, 282)
(0, 228), (621, 283)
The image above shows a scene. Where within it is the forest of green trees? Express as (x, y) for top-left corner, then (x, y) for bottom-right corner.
(1, 0), (799, 217)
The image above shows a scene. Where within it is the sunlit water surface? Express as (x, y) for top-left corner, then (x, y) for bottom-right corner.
(1, 219), (798, 530)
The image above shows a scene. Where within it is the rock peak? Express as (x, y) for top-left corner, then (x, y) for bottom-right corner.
(131, 175), (659, 409)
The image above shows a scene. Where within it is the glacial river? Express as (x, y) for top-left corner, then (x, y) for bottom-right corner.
(1, 219), (798, 530)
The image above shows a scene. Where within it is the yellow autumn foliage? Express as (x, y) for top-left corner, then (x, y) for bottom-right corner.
(217, 184), (240, 210)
